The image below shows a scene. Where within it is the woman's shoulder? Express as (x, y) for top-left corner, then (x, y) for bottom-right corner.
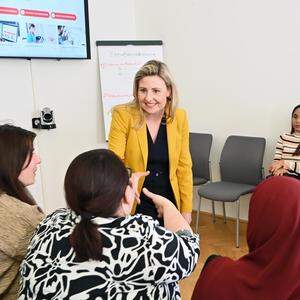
(113, 104), (138, 116)
(280, 133), (300, 142)
(174, 107), (186, 116)
(0, 192), (22, 208)
(25, 209), (75, 262)
(281, 132), (292, 138)
(33, 209), (75, 242)
(111, 104), (140, 126)
(173, 108), (188, 121)
(0, 194), (44, 241)
(0, 193), (43, 218)
(41, 208), (74, 226)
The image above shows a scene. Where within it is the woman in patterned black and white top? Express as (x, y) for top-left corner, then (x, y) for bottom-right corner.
(19, 149), (199, 299)
(269, 105), (300, 179)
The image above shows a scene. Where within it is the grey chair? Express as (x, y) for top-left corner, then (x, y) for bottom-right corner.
(197, 135), (266, 247)
(189, 133), (213, 233)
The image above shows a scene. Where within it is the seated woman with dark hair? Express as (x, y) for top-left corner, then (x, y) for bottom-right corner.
(192, 176), (300, 300)
(19, 149), (199, 299)
(269, 104), (300, 178)
(0, 124), (44, 299)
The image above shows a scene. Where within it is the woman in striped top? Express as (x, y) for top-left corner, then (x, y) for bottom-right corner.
(269, 105), (300, 178)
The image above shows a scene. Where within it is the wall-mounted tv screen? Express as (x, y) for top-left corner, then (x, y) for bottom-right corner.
(0, 1), (90, 59)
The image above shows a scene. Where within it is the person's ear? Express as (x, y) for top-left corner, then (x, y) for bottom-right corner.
(125, 185), (134, 203)
(121, 185), (134, 215)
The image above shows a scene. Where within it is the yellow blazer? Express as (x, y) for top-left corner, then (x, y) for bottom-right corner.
(108, 105), (193, 213)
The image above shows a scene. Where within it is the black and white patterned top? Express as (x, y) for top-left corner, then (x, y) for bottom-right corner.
(19, 209), (199, 299)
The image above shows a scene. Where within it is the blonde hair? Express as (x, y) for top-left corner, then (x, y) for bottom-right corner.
(126, 60), (179, 128)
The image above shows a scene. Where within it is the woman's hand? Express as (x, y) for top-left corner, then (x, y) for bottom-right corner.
(269, 160), (283, 173)
(142, 188), (173, 218)
(143, 187), (192, 233)
(269, 160), (289, 174)
(129, 171), (149, 203)
(181, 212), (192, 224)
(273, 169), (284, 176)
(273, 167), (289, 176)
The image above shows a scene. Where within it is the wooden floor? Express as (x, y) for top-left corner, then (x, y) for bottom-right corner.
(179, 212), (248, 300)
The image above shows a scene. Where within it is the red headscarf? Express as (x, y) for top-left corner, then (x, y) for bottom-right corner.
(192, 176), (300, 300)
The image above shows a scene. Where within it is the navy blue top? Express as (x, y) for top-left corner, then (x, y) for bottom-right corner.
(136, 122), (176, 223)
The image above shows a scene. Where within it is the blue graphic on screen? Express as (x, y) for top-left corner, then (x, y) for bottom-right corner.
(0, 0), (90, 59)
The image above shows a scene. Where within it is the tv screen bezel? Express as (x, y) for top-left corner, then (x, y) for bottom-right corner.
(0, 0), (91, 60)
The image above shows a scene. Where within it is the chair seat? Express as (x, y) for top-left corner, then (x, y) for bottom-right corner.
(197, 181), (255, 202)
(193, 177), (208, 186)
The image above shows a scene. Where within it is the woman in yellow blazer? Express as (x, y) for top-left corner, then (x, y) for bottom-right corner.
(108, 60), (193, 224)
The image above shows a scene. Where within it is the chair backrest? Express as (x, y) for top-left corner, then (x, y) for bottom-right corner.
(220, 135), (266, 185)
(189, 132), (213, 181)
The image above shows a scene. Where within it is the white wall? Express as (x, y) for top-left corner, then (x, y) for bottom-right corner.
(2, 1), (299, 219)
(0, 0), (136, 213)
(0, 60), (45, 208)
(134, 0), (300, 220)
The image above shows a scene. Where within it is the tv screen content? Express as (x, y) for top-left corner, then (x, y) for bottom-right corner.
(0, 0), (90, 59)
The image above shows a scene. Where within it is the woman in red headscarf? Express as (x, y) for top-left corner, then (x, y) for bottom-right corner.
(192, 176), (300, 300)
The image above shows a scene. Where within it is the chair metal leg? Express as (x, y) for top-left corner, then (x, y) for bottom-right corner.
(222, 202), (227, 223)
(236, 199), (240, 248)
(212, 200), (216, 222)
(196, 195), (201, 234)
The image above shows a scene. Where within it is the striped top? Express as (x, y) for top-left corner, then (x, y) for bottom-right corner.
(274, 133), (300, 175)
